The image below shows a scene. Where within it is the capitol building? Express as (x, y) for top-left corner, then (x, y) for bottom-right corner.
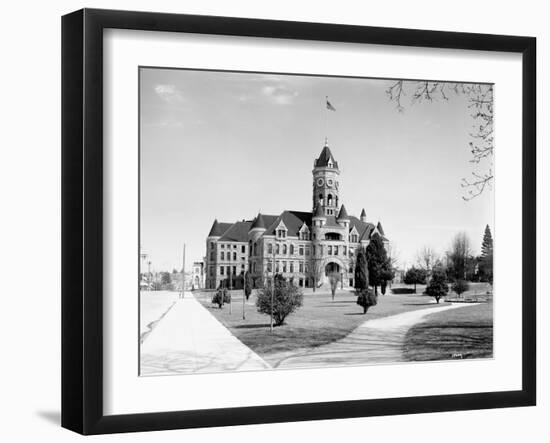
(204, 141), (388, 290)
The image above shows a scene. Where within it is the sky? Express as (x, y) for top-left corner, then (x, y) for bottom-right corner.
(140, 68), (494, 272)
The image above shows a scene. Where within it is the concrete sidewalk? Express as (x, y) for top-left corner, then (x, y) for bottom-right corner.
(273, 302), (476, 369)
(140, 293), (271, 376)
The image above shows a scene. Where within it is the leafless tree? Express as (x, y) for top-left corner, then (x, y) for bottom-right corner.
(416, 246), (438, 279)
(447, 232), (472, 281)
(387, 81), (493, 200)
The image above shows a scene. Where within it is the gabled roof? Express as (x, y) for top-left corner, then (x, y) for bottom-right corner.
(314, 145), (339, 169)
(264, 211), (313, 237)
(348, 215), (375, 241)
(208, 219), (233, 237)
(218, 220), (253, 242)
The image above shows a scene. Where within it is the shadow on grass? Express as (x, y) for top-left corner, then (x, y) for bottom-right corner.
(402, 302), (437, 306)
(234, 323), (271, 329)
(344, 312), (365, 316)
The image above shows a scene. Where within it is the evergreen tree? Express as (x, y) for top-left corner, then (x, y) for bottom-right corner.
(426, 268), (449, 303)
(366, 233), (389, 295)
(354, 249), (369, 291)
(480, 225), (494, 284)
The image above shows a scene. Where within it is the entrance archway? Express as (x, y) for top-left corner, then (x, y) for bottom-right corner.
(325, 262), (341, 276)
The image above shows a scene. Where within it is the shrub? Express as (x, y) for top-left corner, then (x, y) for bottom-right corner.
(426, 269), (449, 303)
(212, 287), (231, 308)
(256, 279), (303, 326)
(452, 279), (470, 298)
(356, 288), (378, 314)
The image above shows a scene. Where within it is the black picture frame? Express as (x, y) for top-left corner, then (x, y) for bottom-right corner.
(61, 8), (536, 435)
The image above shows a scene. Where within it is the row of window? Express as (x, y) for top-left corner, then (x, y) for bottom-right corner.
(218, 251), (246, 261)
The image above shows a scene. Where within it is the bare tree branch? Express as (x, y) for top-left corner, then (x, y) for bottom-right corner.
(386, 81), (494, 200)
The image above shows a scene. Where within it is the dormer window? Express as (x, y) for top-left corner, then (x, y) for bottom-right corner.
(277, 229), (286, 238)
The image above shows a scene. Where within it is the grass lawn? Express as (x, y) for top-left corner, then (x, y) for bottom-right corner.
(403, 302), (493, 361)
(195, 288), (444, 359)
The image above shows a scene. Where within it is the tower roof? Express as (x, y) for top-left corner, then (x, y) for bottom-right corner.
(314, 143), (339, 168)
(337, 204), (349, 220)
(376, 221), (385, 236)
(313, 204), (325, 218)
(250, 213), (268, 230)
(360, 208), (366, 218)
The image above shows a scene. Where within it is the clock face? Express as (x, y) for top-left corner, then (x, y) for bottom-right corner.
(316, 178), (324, 187)
(327, 179), (334, 187)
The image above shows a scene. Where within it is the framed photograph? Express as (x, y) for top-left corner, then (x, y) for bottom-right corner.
(61, 8), (536, 435)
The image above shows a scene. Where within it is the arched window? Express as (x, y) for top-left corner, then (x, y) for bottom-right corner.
(327, 194), (333, 206)
(318, 194), (324, 206)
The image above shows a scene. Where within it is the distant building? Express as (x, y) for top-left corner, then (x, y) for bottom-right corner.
(191, 261), (205, 290)
(204, 141), (388, 290)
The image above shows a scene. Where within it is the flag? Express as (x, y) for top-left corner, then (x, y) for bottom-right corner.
(326, 97), (336, 111)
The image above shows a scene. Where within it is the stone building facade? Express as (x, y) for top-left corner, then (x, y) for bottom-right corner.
(204, 142), (388, 290)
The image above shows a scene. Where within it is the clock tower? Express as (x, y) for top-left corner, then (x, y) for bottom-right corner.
(312, 139), (340, 216)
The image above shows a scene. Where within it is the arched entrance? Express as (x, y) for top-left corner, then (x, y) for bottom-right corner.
(325, 262), (341, 276)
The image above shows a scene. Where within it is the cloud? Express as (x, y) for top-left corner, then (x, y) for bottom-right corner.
(154, 84), (185, 104)
(261, 84), (298, 105)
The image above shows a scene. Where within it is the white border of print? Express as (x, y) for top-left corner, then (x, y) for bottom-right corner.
(103, 29), (522, 416)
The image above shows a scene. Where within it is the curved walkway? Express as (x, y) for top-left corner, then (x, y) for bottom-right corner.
(140, 294), (270, 376)
(273, 302), (476, 369)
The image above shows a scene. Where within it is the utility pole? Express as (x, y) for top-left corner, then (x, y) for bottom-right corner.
(271, 241), (276, 333)
(229, 268), (233, 315)
(242, 271), (246, 320)
(180, 243), (186, 299)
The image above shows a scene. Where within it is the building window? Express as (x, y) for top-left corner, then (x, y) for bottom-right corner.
(210, 251), (214, 261)
(343, 246), (347, 256)
(351, 234), (358, 243)
(290, 262), (294, 273)
(276, 244), (280, 255)
(299, 262), (304, 273)
(221, 251), (225, 260)
(234, 245), (237, 249)
(220, 266), (224, 275)
(277, 229), (286, 238)
(283, 244), (287, 254)
(233, 252), (237, 260)
(226, 266), (231, 276)
(334, 246), (338, 256)
(241, 245), (245, 253)
(305, 263), (309, 273)
(221, 244), (225, 249)
(283, 261), (287, 273)
(328, 245), (333, 255)
(209, 266), (214, 277)
(268, 243), (273, 254)
(290, 244), (294, 255)
(267, 262), (272, 273)
(232, 266), (236, 275)
(299, 245), (304, 255)
(305, 247), (310, 256)
(276, 261), (280, 273)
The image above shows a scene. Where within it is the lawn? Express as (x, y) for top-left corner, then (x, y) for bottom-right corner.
(195, 288), (444, 359)
(403, 301), (493, 361)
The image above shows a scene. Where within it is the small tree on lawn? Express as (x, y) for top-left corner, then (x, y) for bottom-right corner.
(452, 279), (470, 299)
(404, 267), (427, 293)
(244, 272), (252, 300)
(328, 272), (340, 301)
(256, 277), (303, 326)
(354, 249), (377, 314)
(426, 269), (449, 304)
(380, 265), (395, 295)
(366, 233), (388, 295)
(212, 287), (231, 308)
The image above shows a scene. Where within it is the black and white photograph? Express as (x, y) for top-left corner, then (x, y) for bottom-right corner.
(139, 68), (495, 376)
